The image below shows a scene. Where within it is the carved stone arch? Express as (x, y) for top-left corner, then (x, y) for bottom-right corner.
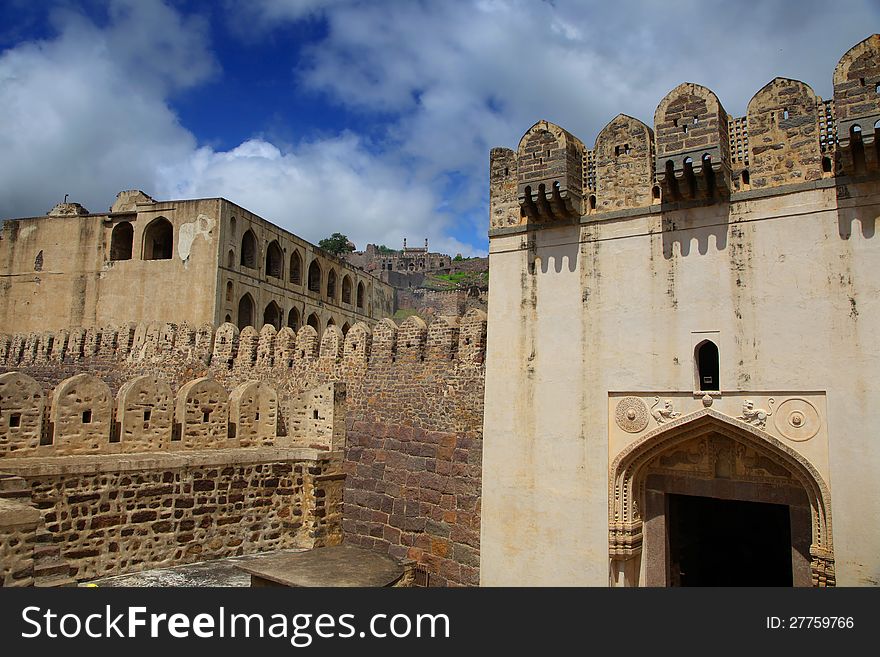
(609, 409), (833, 587)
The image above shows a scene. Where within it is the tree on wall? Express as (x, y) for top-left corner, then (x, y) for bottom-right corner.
(319, 233), (355, 256)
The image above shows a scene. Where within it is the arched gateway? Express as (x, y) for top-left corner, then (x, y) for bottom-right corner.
(609, 409), (834, 587)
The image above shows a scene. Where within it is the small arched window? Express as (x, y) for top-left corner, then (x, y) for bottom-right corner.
(695, 340), (720, 391)
(229, 216), (236, 240)
(142, 217), (173, 260)
(237, 293), (255, 330)
(308, 260), (322, 292)
(342, 275), (352, 304)
(307, 313), (320, 333)
(240, 230), (257, 269)
(288, 307), (301, 331)
(357, 282), (365, 309)
(741, 169), (750, 186)
(326, 269), (337, 300)
(225, 280), (233, 302)
(263, 301), (282, 330)
(110, 222), (133, 261)
(227, 249), (235, 269)
(265, 240), (283, 278)
(290, 250), (302, 285)
(341, 322), (350, 336)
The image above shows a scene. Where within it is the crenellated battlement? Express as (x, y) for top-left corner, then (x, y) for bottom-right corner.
(490, 34), (880, 229)
(0, 311), (486, 587)
(0, 370), (344, 458)
(0, 310), (487, 375)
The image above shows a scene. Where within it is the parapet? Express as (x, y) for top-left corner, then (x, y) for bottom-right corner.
(47, 201), (89, 217)
(517, 120), (586, 222)
(110, 189), (156, 213)
(489, 34), (880, 225)
(0, 371), (345, 457)
(833, 34), (880, 170)
(286, 382), (346, 451)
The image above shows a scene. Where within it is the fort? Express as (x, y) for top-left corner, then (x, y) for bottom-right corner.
(1, 35), (879, 588)
(482, 34), (880, 587)
(0, 313), (486, 587)
(0, 191), (395, 336)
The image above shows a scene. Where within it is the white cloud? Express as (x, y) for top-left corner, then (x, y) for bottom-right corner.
(0, 0), (213, 218)
(3, 0), (878, 257)
(0, 0), (480, 255)
(158, 134), (475, 255)
(243, 0), (880, 224)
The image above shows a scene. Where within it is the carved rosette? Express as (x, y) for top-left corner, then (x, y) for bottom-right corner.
(615, 397), (649, 433)
(774, 398), (820, 442)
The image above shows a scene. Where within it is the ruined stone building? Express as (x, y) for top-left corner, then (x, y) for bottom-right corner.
(481, 35), (880, 586)
(0, 190), (395, 337)
(349, 239), (453, 275)
(2, 36), (879, 590)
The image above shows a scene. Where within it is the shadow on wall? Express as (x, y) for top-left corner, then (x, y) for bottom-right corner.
(837, 204), (877, 240)
(537, 242), (579, 274)
(661, 212), (730, 259)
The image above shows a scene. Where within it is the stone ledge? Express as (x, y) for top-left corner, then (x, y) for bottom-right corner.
(0, 497), (41, 527)
(0, 448), (344, 477)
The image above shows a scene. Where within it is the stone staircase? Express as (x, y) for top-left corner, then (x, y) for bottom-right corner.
(0, 473), (75, 587)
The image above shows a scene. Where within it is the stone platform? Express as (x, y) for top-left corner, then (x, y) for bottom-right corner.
(237, 543), (407, 587)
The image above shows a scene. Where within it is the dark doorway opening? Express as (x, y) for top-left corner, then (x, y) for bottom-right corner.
(667, 494), (792, 586)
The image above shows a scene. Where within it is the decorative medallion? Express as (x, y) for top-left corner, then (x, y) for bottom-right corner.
(615, 397), (649, 433)
(773, 398), (821, 442)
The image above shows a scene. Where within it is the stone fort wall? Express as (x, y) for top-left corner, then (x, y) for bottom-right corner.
(0, 311), (486, 586)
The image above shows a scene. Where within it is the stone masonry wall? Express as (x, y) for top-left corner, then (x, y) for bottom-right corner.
(0, 449), (342, 583)
(0, 310), (487, 586)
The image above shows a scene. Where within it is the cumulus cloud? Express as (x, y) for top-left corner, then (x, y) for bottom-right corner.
(0, 0), (211, 218)
(2, 0), (878, 257)
(240, 0), (880, 242)
(158, 135), (473, 255)
(0, 0), (476, 254)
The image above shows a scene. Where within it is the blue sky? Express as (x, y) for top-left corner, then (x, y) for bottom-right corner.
(1, 1), (878, 256)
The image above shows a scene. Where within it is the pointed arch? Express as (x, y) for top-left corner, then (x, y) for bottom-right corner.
(341, 274), (353, 304)
(241, 229), (257, 269)
(110, 221), (133, 261)
(609, 409), (834, 587)
(694, 339), (719, 391)
(263, 301), (282, 330)
(308, 259), (322, 293)
(265, 240), (283, 278)
(142, 217), (173, 260)
(326, 268), (337, 300)
(356, 281), (365, 309)
(306, 312), (320, 336)
(287, 307), (301, 331)
(237, 293), (255, 330)
(290, 250), (303, 285)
